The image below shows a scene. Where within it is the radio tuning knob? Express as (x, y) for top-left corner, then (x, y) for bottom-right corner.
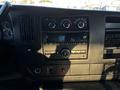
(60, 49), (71, 58)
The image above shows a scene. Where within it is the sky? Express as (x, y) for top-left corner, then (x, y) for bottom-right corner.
(1, 0), (120, 11)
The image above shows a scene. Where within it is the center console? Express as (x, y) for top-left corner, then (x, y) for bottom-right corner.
(42, 17), (89, 60)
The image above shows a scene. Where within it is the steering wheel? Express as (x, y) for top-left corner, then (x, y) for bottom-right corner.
(0, 1), (11, 41)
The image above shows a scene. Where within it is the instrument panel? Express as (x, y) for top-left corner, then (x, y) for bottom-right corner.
(2, 6), (120, 82)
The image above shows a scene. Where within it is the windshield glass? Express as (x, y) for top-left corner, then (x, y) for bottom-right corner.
(2, 0), (120, 11)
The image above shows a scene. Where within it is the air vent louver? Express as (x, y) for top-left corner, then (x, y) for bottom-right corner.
(105, 17), (120, 47)
(20, 16), (35, 41)
(16, 15), (41, 42)
(104, 17), (120, 59)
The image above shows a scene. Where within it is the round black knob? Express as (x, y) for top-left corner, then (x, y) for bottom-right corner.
(60, 49), (71, 58)
(45, 19), (57, 29)
(48, 22), (56, 29)
(34, 68), (41, 74)
(77, 21), (85, 29)
(61, 19), (72, 29)
(75, 18), (87, 29)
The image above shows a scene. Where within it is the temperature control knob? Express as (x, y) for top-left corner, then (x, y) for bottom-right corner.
(44, 18), (57, 29)
(61, 19), (72, 29)
(48, 22), (56, 29)
(60, 49), (71, 58)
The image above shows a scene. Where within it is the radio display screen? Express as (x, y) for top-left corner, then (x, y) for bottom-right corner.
(45, 33), (88, 43)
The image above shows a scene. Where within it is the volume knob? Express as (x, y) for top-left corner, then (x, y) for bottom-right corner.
(60, 49), (71, 58)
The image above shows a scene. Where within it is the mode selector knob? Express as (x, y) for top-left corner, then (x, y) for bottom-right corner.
(61, 19), (72, 29)
(60, 49), (71, 58)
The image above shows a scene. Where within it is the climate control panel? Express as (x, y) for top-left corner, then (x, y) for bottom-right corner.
(42, 17), (88, 31)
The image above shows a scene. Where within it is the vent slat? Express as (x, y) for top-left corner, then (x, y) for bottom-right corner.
(105, 17), (120, 29)
(105, 17), (120, 47)
(19, 15), (38, 42)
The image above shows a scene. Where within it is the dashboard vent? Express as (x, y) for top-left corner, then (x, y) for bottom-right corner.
(105, 17), (120, 30)
(19, 15), (41, 42)
(105, 17), (120, 47)
(104, 17), (120, 59)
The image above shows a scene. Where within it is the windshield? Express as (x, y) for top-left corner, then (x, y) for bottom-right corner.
(1, 0), (120, 11)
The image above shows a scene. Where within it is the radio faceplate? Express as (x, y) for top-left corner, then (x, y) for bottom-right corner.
(43, 33), (88, 44)
(43, 43), (88, 59)
(42, 17), (89, 60)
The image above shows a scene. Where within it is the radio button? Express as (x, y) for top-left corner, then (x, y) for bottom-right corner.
(83, 35), (87, 39)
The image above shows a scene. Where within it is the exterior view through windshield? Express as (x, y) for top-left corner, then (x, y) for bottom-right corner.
(1, 0), (120, 11)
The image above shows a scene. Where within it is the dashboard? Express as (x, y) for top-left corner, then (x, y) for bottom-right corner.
(1, 5), (120, 82)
